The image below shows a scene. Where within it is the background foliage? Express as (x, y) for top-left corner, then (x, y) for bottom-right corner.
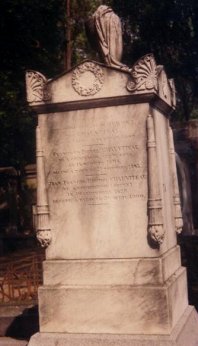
(113, 0), (198, 121)
(0, 0), (64, 168)
(0, 0), (197, 169)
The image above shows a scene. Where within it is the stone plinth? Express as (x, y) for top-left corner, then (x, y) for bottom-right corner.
(28, 307), (198, 346)
(26, 56), (198, 345)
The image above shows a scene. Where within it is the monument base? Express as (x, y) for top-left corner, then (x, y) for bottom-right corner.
(38, 247), (188, 335)
(28, 306), (198, 346)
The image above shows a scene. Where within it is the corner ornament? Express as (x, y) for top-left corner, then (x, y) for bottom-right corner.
(25, 70), (51, 103)
(127, 54), (158, 93)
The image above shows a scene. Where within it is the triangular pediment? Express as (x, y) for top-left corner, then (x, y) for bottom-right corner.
(26, 56), (175, 110)
(48, 60), (131, 104)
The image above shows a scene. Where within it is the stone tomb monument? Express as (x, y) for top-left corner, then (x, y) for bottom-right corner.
(26, 6), (198, 346)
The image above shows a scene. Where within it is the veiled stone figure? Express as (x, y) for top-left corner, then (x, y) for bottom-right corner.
(86, 5), (123, 68)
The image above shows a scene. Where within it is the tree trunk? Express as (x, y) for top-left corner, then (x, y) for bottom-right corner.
(65, 0), (72, 70)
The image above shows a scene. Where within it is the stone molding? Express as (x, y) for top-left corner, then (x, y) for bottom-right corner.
(29, 93), (174, 116)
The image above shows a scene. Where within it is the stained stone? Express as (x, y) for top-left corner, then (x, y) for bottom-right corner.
(28, 307), (198, 346)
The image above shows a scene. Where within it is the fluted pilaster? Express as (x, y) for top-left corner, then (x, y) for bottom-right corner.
(36, 126), (51, 247)
(147, 114), (164, 245)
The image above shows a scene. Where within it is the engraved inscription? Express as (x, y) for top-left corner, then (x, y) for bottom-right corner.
(46, 116), (147, 206)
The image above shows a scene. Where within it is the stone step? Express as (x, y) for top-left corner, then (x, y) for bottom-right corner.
(0, 337), (27, 346)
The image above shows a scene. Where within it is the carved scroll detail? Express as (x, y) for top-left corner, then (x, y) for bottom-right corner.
(127, 54), (158, 93)
(169, 79), (176, 108)
(157, 66), (170, 101)
(168, 126), (183, 233)
(25, 70), (50, 103)
(36, 126), (51, 248)
(72, 62), (104, 96)
(147, 114), (164, 245)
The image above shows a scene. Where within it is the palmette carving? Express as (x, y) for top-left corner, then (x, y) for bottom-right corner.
(127, 54), (158, 93)
(36, 126), (51, 248)
(25, 70), (51, 103)
(168, 125), (183, 233)
(147, 114), (164, 245)
(72, 62), (104, 96)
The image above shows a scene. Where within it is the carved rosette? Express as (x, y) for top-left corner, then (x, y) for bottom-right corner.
(147, 114), (164, 245)
(168, 126), (183, 233)
(36, 126), (52, 248)
(127, 54), (158, 93)
(25, 70), (51, 103)
(72, 62), (104, 96)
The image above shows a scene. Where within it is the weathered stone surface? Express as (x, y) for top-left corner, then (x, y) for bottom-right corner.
(38, 101), (177, 259)
(39, 267), (187, 334)
(43, 62), (131, 104)
(43, 246), (181, 286)
(41, 103), (154, 259)
(28, 307), (198, 346)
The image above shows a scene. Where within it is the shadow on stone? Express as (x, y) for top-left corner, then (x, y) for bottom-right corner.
(178, 235), (198, 312)
(5, 305), (39, 340)
(147, 233), (160, 250)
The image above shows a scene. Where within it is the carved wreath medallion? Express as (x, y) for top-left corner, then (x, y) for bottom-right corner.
(72, 62), (104, 96)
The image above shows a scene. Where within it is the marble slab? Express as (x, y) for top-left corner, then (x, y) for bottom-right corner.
(38, 102), (176, 259)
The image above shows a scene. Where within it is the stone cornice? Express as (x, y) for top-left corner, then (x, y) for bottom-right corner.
(29, 93), (173, 117)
